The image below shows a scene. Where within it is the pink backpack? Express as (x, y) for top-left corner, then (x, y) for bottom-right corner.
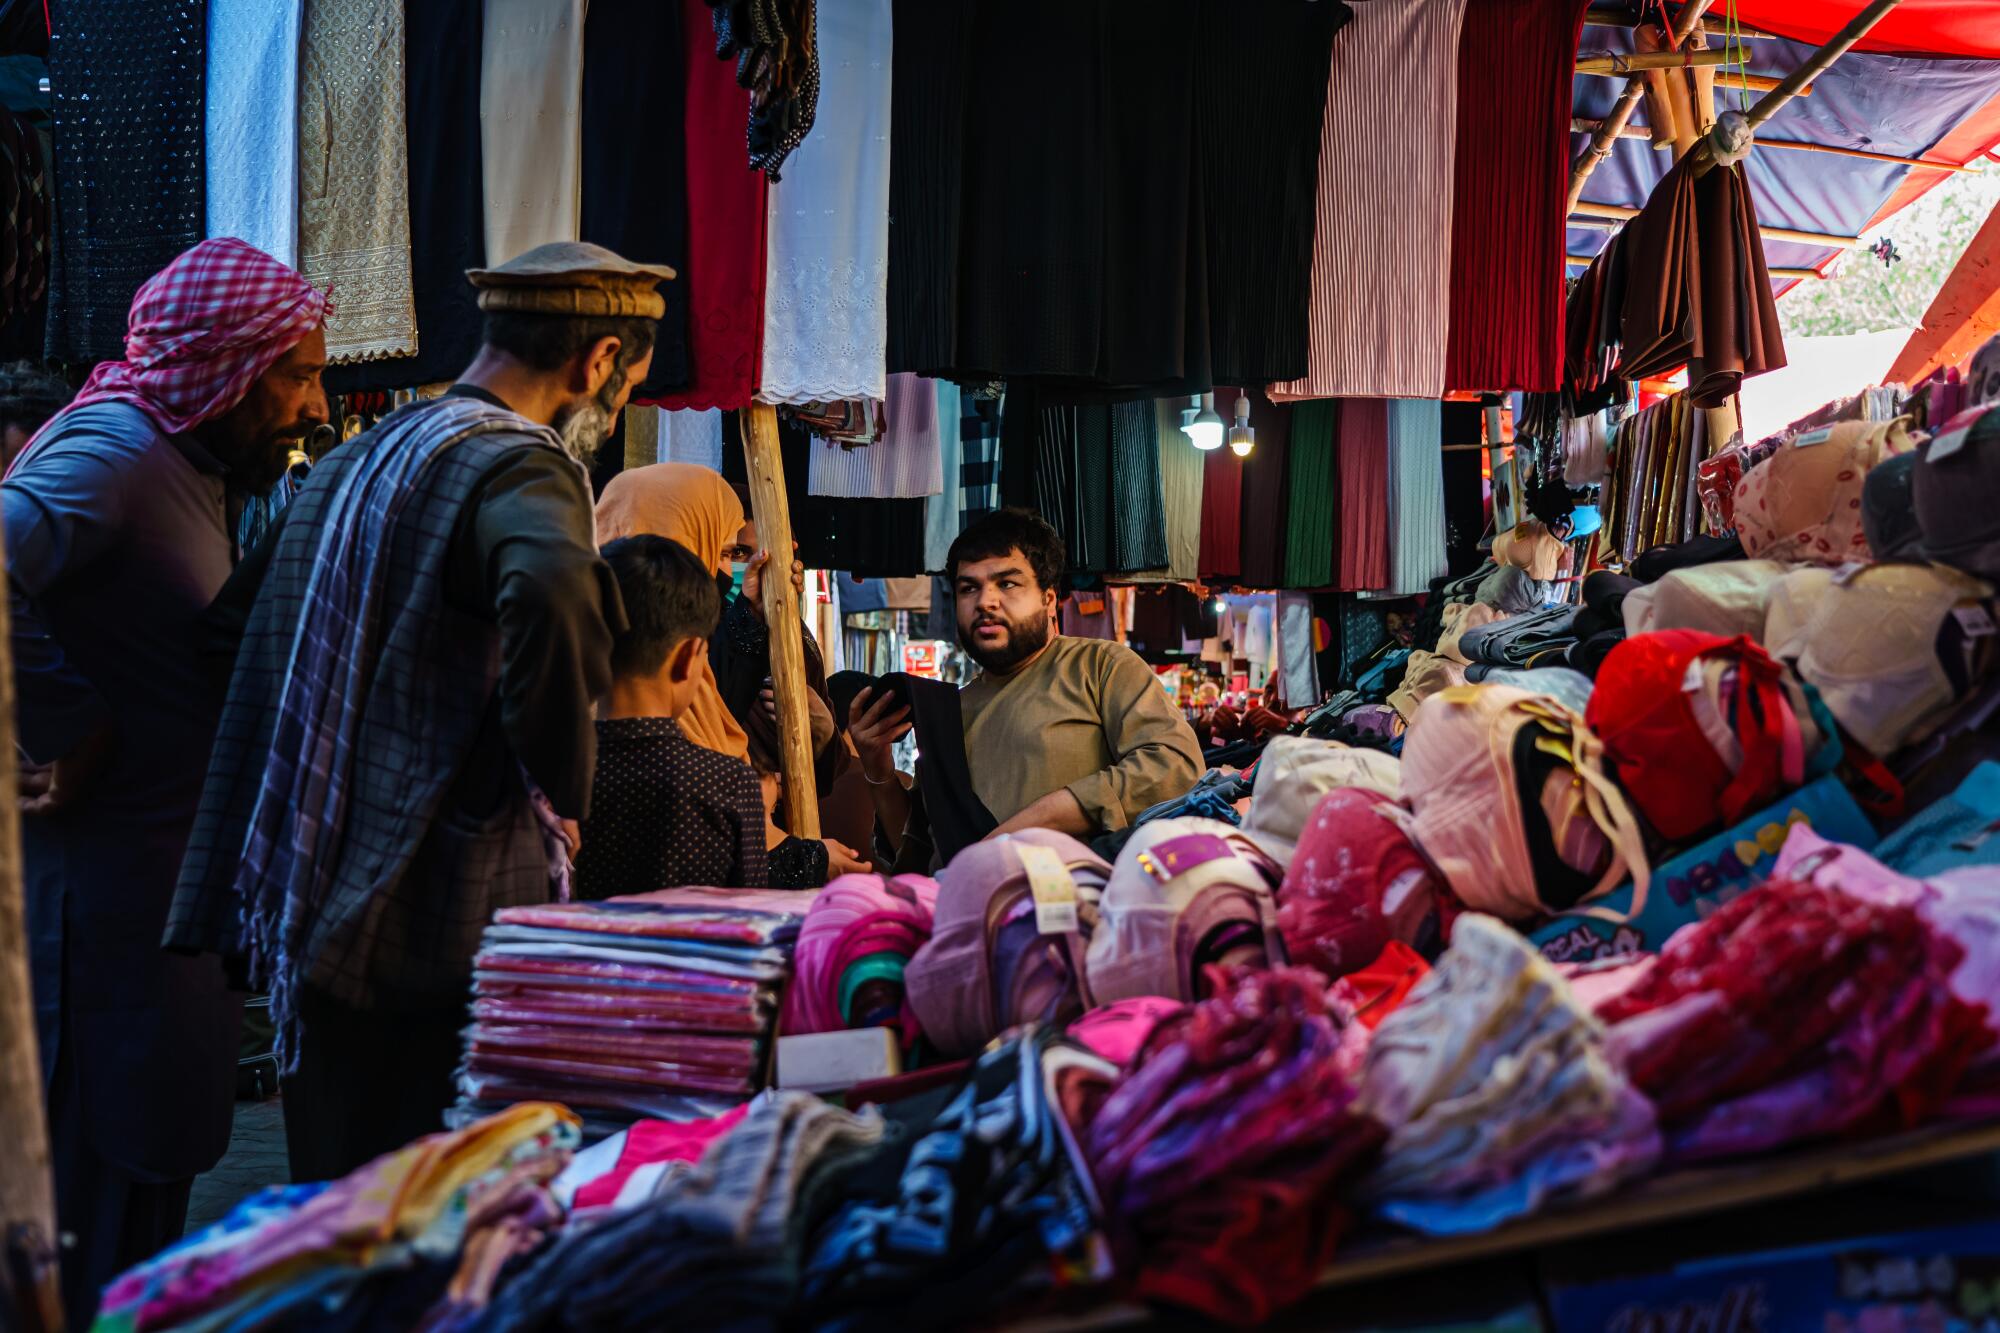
(904, 831), (1110, 1057)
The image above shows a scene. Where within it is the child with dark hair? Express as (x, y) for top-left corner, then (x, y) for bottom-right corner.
(573, 534), (772, 898)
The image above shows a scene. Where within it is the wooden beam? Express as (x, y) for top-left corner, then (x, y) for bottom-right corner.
(1570, 118), (1972, 172)
(1566, 253), (1823, 281)
(0, 508), (62, 1333)
(1885, 192), (2000, 385)
(1567, 0), (1715, 212)
(739, 404), (822, 842)
(1569, 201), (1858, 251)
(1575, 48), (1736, 75)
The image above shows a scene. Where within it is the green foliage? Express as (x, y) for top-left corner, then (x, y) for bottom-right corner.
(1779, 171), (2000, 338)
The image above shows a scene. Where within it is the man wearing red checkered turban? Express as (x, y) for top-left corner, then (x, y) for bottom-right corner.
(2, 237), (328, 1324)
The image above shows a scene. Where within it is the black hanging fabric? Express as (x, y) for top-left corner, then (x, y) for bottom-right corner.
(724, 410), (928, 578)
(581, 0), (690, 395)
(44, 0), (204, 365)
(1237, 393), (1293, 590)
(327, 0), (486, 395)
(885, 0), (1346, 396)
(1441, 402), (1490, 578)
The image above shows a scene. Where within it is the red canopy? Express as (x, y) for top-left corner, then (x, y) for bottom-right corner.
(1732, 0), (2000, 60)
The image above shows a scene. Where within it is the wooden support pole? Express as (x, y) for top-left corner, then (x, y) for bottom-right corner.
(1568, 201), (1858, 251)
(0, 511), (63, 1332)
(1575, 48), (1736, 75)
(739, 403), (822, 842)
(1570, 118), (1972, 171)
(1566, 253), (1823, 281)
(1567, 0), (1715, 212)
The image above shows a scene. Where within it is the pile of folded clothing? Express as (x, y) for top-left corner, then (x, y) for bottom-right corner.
(1592, 877), (1991, 1161)
(472, 1094), (887, 1333)
(1357, 915), (1659, 1236)
(94, 1104), (578, 1333)
(454, 889), (815, 1134)
(1084, 967), (1385, 1325)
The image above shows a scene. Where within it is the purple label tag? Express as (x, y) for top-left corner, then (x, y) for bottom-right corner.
(1138, 833), (1237, 884)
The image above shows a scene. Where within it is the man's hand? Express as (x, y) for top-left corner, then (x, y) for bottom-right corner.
(847, 687), (912, 783)
(822, 838), (871, 878)
(739, 543), (806, 621)
(19, 725), (114, 817)
(986, 788), (1091, 839)
(761, 680), (836, 753)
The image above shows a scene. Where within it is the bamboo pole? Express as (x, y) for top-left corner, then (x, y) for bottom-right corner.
(1575, 48), (1736, 75)
(739, 404), (821, 842)
(1568, 201), (1858, 251)
(1566, 253), (1823, 281)
(1567, 0), (1716, 212)
(1569, 117), (1972, 172)
(1692, 0), (1902, 175)
(0, 509), (63, 1332)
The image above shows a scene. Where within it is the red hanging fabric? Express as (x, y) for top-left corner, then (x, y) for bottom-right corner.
(644, 3), (768, 412)
(1442, 0), (1592, 394)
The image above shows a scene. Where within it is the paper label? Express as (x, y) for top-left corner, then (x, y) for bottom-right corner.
(1016, 843), (1079, 936)
(1928, 428), (1970, 462)
(1136, 833), (1236, 885)
(1792, 427), (1835, 449)
(1954, 604), (1997, 638)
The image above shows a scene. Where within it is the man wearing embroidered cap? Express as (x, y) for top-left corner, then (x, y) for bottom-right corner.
(171, 240), (669, 1182)
(2, 236), (330, 1325)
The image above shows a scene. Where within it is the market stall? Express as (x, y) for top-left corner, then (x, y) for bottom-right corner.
(6, 0), (2000, 1329)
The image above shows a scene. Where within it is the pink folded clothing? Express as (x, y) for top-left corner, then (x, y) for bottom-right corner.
(474, 954), (764, 995)
(467, 1025), (763, 1072)
(569, 1105), (754, 1211)
(496, 904), (795, 946)
(472, 998), (770, 1036)
(464, 1049), (758, 1096)
(1596, 877), (1990, 1159)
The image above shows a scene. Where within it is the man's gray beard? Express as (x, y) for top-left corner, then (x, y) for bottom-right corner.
(554, 398), (613, 466)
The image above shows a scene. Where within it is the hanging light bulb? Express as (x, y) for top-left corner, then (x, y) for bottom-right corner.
(1227, 391), (1255, 457)
(1183, 391), (1225, 451)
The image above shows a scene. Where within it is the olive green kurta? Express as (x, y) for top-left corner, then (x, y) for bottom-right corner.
(960, 634), (1202, 830)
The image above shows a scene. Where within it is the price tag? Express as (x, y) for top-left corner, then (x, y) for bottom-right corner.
(1954, 603), (1997, 638)
(1016, 843), (1079, 936)
(1927, 427), (1970, 462)
(1792, 426), (1835, 449)
(1135, 833), (1237, 884)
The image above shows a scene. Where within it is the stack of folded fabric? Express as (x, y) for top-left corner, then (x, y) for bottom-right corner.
(1357, 915), (1660, 1236)
(96, 1104), (578, 1333)
(455, 889), (815, 1131)
(1084, 967), (1385, 1325)
(1594, 878), (1991, 1162)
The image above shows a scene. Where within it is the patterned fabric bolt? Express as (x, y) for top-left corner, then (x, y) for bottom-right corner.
(1271, 0), (1468, 401)
(298, 0), (417, 363)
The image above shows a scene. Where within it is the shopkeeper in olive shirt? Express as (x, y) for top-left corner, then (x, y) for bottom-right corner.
(849, 509), (1202, 863)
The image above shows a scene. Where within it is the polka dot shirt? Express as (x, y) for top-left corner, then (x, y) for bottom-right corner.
(574, 716), (770, 900)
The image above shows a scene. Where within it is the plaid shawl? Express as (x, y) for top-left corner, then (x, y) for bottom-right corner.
(10, 237), (326, 476)
(232, 394), (562, 1069)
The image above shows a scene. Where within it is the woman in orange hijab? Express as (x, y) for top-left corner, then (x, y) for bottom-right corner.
(595, 462), (752, 758)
